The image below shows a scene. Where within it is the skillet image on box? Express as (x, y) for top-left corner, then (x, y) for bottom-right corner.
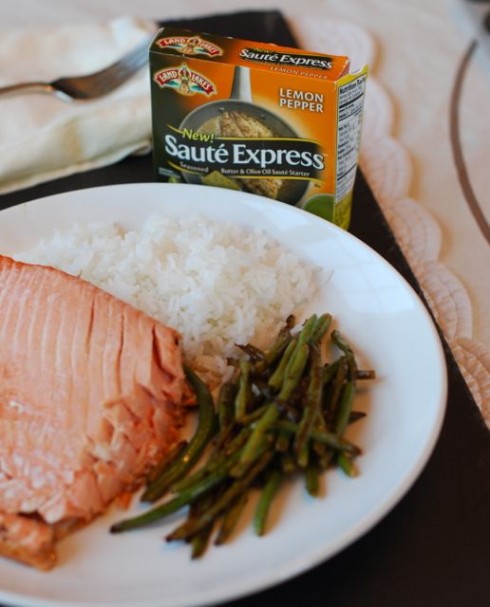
(178, 65), (310, 205)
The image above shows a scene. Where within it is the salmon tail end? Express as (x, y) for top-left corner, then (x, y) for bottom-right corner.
(0, 512), (57, 570)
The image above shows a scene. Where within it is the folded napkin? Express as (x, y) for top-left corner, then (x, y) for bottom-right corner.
(0, 17), (157, 194)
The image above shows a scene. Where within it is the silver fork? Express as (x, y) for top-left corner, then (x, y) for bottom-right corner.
(0, 37), (151, 102)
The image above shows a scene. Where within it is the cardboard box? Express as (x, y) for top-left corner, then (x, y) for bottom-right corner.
(149, 27), (367, 228)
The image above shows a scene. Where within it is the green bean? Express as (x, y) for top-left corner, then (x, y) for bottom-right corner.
(297, 314), (319, 346)
(331, 330), (357, 381)
(232, 402), (278, 476)
(217, 381), (236, 433)
(309, 313), (332, 345)
(268, 338), (297, 390)
(145, 440), (188, 484)
(312, 412), (329, 456)
(172, 431), (249, 494)
(223, 427), (252, 455)
(356, 369), (376, 380)
(277, 343), (309, 401)
(312, 437), (328, 456)
(189, 491), (219, 559)
(272, 316), (316, 398)
(296, 443), (310, 469)
(190, 524), (214, 559)
(322, 359), (341, 386)
(295, 347), (323, 459)
(297, 442), (310, 469)
(167, 451), (274, 543)
(110, 465), (226, 533)
(273, 420), (359, 454)
(280, 452), (297, 475)
(236, 343), (265, 362)
(348, 410), (367, 424)
(323, 356), (348, 417)
(237, 403), (269, 426)
(275, 428), (291, 452)
(317, 450), (333, 471)
(254, 469), (282, 536)
(215, 493), (248, 545)
(305, 462), (321, 497)
(331, 329), (354, 357)
(141, 366), (216, 502)
(337, 452), (359, 477)
(235, 359), (251, 420)
(254, 324), (293, 374)
(335, 381), (356, 437)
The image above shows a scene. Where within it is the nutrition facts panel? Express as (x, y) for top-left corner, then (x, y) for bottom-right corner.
(336, 72), (367, 200)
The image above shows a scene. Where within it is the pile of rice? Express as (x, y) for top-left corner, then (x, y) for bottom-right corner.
(16, 214), (320, 385)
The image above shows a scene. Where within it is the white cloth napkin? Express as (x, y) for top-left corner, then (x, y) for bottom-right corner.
(0, 16), (157, 194)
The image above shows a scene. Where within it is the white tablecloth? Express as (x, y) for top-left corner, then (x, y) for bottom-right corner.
(1, 0), (489, 425)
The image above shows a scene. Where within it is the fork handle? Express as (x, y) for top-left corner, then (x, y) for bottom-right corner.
(0, 82), (55, 97)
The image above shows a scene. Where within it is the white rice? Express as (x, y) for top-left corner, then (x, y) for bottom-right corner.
(16, 214), (320, 385)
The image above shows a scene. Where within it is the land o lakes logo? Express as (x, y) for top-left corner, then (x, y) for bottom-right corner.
(153, 64), (216, 97)
(156, 35), (223, 57)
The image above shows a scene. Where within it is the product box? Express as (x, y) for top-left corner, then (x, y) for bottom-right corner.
(149, 27), (368, 228)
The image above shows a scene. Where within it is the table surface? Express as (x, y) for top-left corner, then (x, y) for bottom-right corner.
(0, 7), (490, 607)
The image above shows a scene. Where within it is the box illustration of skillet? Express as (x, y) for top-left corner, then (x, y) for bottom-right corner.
(149, 27), (368, 228)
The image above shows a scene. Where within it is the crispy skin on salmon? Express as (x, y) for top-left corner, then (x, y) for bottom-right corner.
(0, 255), (186, 569)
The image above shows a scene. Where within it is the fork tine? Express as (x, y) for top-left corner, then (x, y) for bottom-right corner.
(89, 39), (150, 85)
(0, 35), (153, 101)
(56, 37), (151, 99)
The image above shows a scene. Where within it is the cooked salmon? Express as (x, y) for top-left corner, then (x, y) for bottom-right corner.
(0, 255), (186, 569)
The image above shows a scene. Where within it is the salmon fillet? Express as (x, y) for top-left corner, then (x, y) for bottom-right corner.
(0, 255), (186, 569)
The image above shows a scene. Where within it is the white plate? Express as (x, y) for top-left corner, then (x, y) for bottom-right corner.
(0, 183), (447, 607)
